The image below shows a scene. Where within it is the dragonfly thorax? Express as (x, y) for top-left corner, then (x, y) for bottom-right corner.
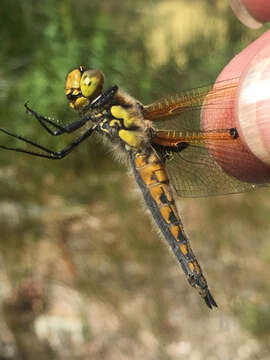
(95, 98), (151, 150)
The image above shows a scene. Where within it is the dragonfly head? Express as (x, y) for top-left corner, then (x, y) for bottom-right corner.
(65, 66), (104, 111)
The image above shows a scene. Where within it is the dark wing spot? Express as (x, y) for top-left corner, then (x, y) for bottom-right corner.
(230, 127), (239, 139)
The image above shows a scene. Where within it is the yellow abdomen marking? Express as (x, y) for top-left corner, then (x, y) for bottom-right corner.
(149, 184), (173, 206)
(154, 169), (169, 183)
(134, 153), (159, 168)
(179, 243), (188, 255)
(134, 155), (148, 168)
(149, 185), (165, 206)
(160, 205), (173, 224)
(138, 163), (164, 185)
(170, 225), (180, 239)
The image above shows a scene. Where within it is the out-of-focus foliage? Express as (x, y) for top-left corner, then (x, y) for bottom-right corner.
(0, 0), (270, 359)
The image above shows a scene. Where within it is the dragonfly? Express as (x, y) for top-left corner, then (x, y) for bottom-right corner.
(0, 66), (266, 309)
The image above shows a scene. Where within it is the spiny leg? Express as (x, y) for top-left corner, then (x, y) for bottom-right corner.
(0, 126), (95, 159)
(24, 102), (94, 136)
(24, 85), (119, 137)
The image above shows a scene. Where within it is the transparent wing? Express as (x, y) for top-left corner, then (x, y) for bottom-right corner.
(143, 78), (238, 131)
(152, 130), (268, 197)
(143, 78), (269, 197)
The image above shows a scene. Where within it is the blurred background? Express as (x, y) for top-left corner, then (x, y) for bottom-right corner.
(0, 0), (270, 359)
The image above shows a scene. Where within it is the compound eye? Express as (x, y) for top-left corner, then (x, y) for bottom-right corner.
(80, 69), (104, 100)
(65, 69), (82, 97)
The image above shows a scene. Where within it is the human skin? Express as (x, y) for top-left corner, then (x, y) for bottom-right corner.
(202, 30), (270, 183)
(229, 0), (270, 28)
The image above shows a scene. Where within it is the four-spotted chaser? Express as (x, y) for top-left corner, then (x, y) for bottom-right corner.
(0, 66), (267, 308)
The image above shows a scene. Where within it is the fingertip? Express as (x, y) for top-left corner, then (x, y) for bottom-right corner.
(229, 0), (270, 28)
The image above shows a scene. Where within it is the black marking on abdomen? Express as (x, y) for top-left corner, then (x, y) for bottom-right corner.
(129, 150), (217, 309)
(130, 152), (191, 277)
(168, 210), (179, 225)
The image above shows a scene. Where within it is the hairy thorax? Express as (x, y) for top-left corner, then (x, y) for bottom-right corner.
(91, 89), (153, 152)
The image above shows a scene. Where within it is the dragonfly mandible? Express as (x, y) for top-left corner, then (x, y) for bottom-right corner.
(1, 66), (269, 309)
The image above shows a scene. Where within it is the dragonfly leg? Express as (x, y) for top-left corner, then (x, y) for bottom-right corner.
(23, 85), (118, 137)
(24, 102), (93, 136)
(0, 126), (95, 159)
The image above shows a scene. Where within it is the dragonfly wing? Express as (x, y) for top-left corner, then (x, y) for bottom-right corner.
(144, 77), (269, 196)
(152, 131), (266, 197)
(143, 78), (238, 128)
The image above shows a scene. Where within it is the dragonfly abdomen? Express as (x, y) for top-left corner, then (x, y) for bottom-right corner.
(130, 148), (217, 308)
